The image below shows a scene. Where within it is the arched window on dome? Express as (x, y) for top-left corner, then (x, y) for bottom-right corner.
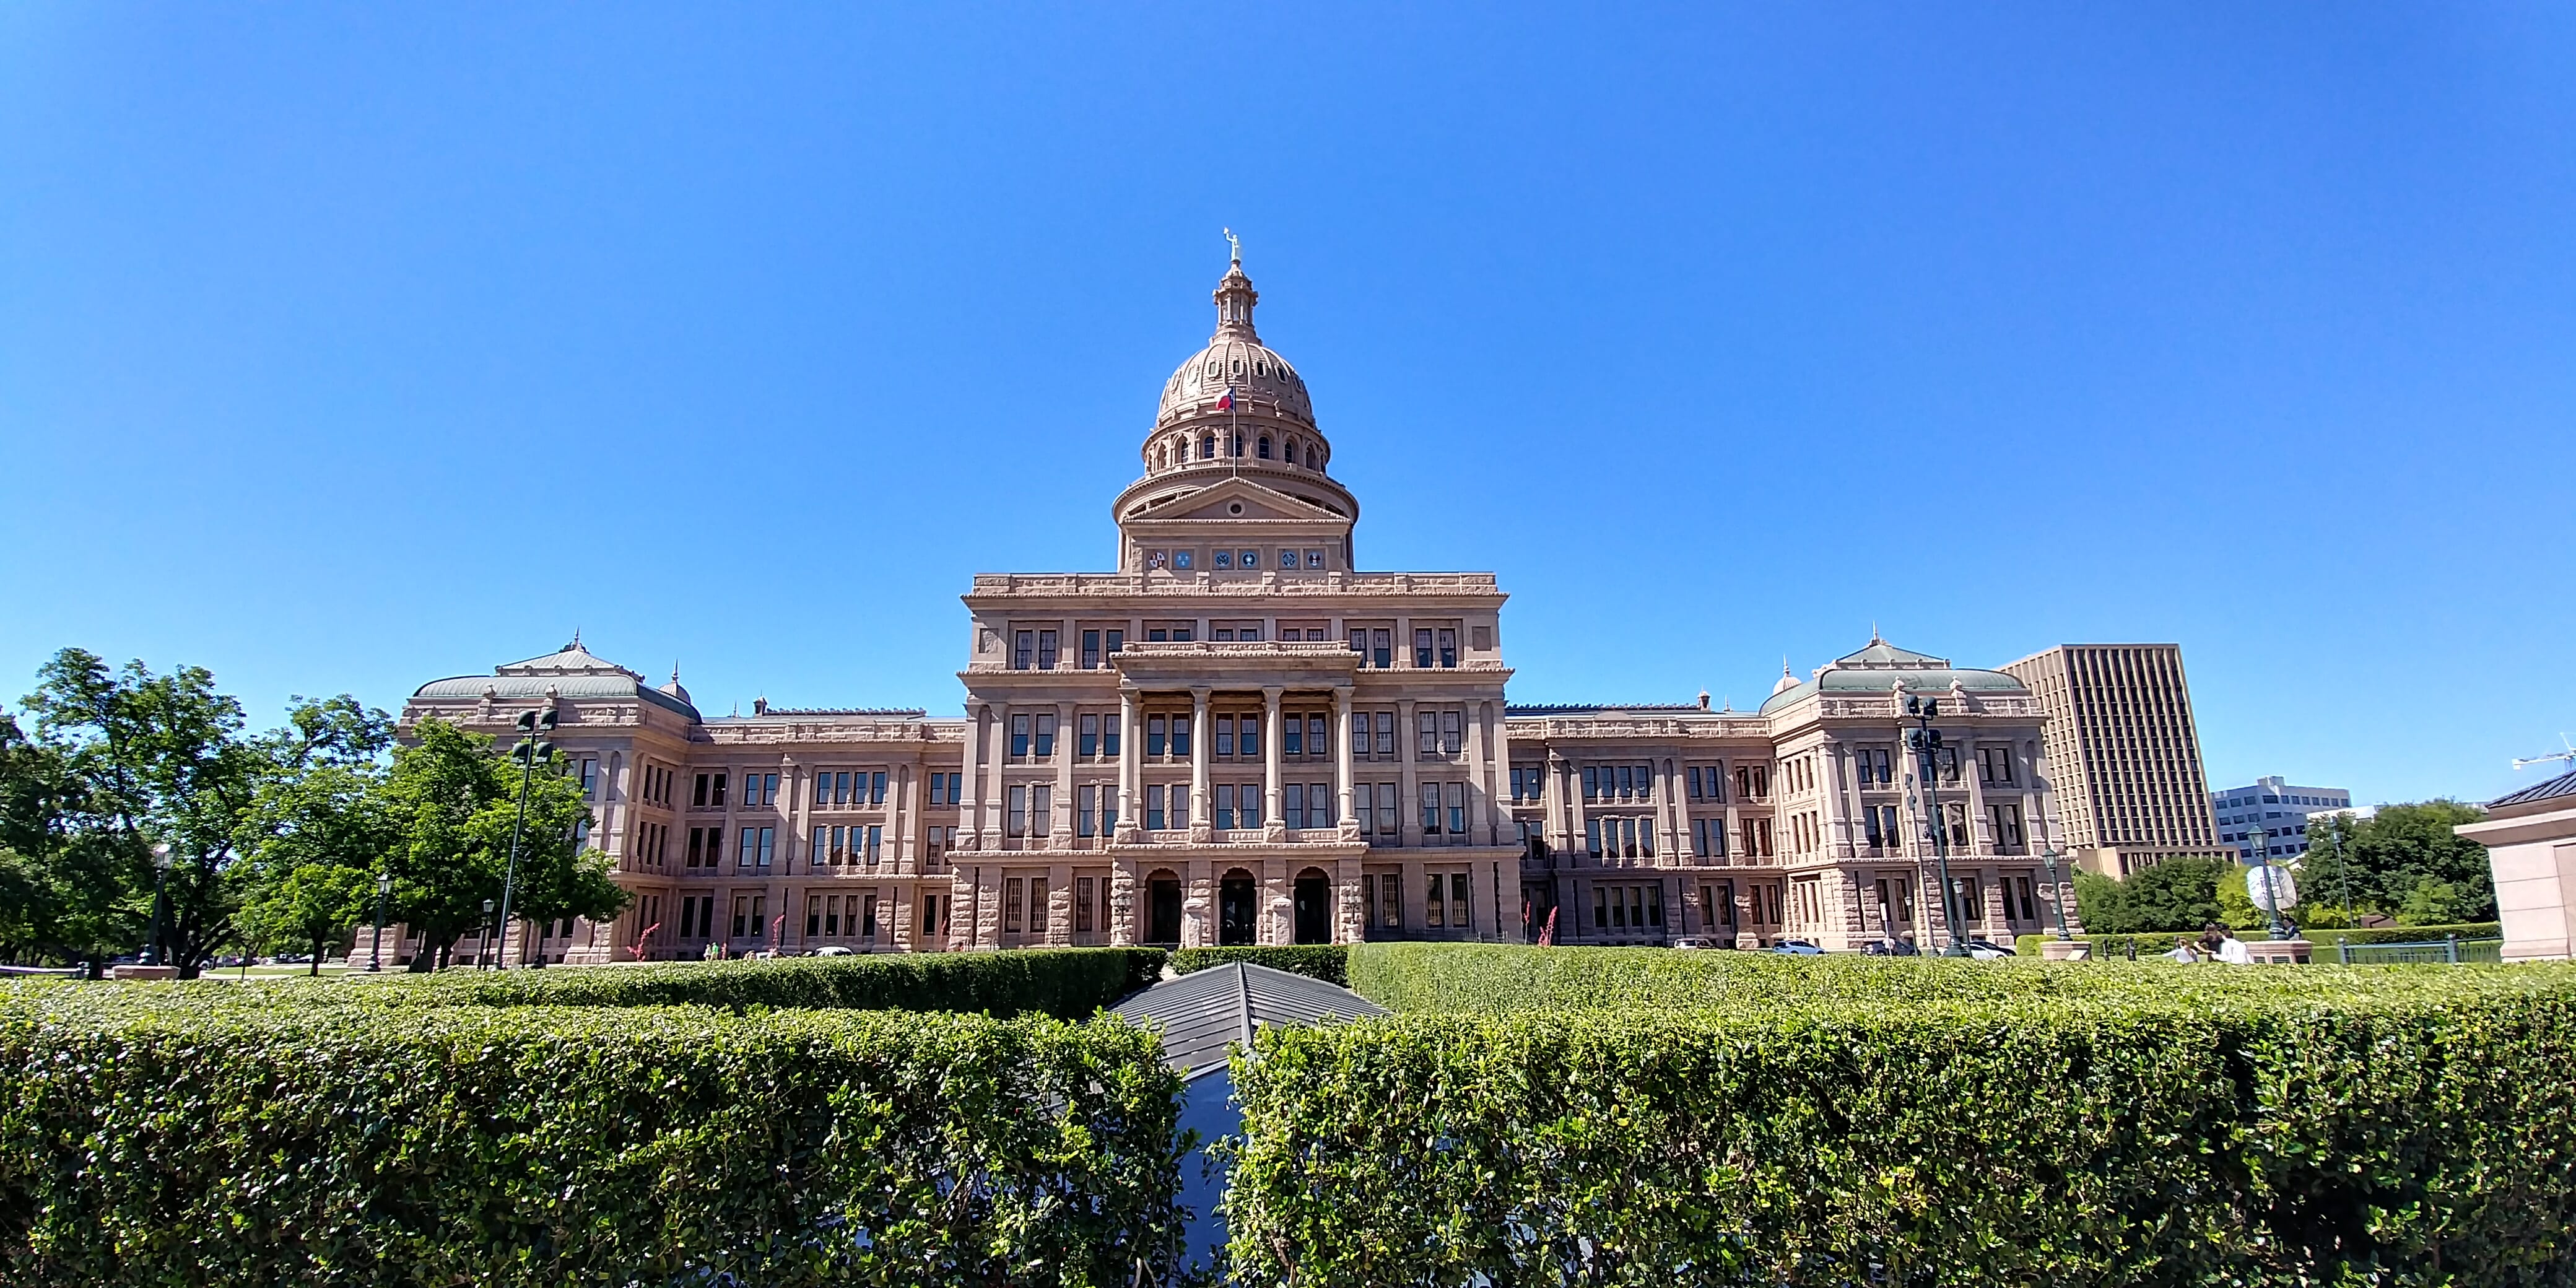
(1258, 435), (1272, 459)
(1306, 445), (1319, 470)
(1199, 433), (1216, 461)
(1233, 432), (1246, 458)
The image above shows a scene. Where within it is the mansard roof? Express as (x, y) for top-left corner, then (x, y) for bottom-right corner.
(1759, 635), (2027, 716)
(413, 638), (700, 720)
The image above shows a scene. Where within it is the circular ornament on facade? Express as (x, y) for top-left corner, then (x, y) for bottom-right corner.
(1227, 502), (1245, 515)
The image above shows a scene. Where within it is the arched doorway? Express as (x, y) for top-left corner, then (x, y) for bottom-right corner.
(1219, 869), (1257, 946)
(1147, 870), (1183, 945)
(1293, 869), (1332, 944)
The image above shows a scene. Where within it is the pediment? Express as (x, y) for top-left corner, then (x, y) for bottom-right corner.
(1140, 476), (1349, 525)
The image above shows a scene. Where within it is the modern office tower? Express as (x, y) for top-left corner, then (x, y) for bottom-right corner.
(1999, 644), (2228, 876)
(2208, 777), (2357, 861)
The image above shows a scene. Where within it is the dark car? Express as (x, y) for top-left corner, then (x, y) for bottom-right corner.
(1861, 938), (1921, 957)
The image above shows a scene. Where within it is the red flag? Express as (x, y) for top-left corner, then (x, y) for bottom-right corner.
(1217, 386), (1236, 411)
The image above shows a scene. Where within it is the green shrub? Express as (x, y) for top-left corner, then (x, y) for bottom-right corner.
(240, 947), (1169, 1018)
(2014, 924), (2503, 959)
(1227, 982), (2576, 1286)
(1344, 941), (2568, 1017)
(1168, 945), (1348, 987)
(0, 988), (1185, 1287)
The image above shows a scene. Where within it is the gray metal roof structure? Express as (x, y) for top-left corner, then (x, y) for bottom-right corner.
(1110, 962), (1387, 1081)
(2492, 767), (2576, 810)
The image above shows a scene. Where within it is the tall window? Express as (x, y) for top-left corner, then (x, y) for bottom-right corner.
(1437, 629), (1458, 667)
(1348, 629), (1392, 668)
(1006, 786), (1028, 838)
(1013, 631), (1034, 670)
(1033, 713), (1056, 759)
(1977, 746), (2016, 785)
(1010, 715), (1030, 759)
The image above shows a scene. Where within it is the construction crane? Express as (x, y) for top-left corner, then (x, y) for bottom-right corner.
(2514, 734), (2576, 773)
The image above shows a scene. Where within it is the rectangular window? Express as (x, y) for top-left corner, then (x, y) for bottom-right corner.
(1147, 783), (1167, 831)
(1440, 710), (1463, 755)
(1380, 874), (1402, 927)
(1451, 872), (1471, 928)
(811, 825), (828, 866)
(1028, 875), (1048, 934)
(1437, 629), (1458, 668)
(1036, 630), (1058, 670)
(758, 827), (774, 868)
(1309, 781), (1333, 827)
(1214, 716), (1235, 757)
(1425, 874), (1446, 926)
(1989, 803), (2026, 848)
(1445, 783), (1466, 838)
(1079, 714), (1100, 757)
(861, 893), (878, 941)
(1079, 784), (1098, 838)
(1147, 715), (1168, 757)
(1284, 783), (1305, 830)
(1006, 785), (1028, 838)
(1240, 783), (1263, 829)
(1216, 783), (1237, 830)
(1417, 711), (1437, 757)
(1010, 715), (1031, 759)
(1414, 629), (1435, 668)
(864, 825), (881, 863)
(1420, 783), (1442, 835)
(738, 827), (757, 867)
(1033, 713), (1056, 759)
(1013, 631), (1034, 670)
(1372, 630), (1391, 668)
(1978, 746), (2015, 785)
(1081, 630), (1101, 669)
(1375, 783), (1399, 837)
(1076, 877), (1095, 933)
(1005, 878), (1024, 933)
(1032, 785), (1052, 837)
(1106, 629), (1123, 656)
(1172, 716), (1191, 757)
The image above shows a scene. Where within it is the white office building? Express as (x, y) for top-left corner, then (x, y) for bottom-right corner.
(2209, 775), (2356, 861)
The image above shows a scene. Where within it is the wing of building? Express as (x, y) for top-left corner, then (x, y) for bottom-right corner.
(396, 253), (2087, 964)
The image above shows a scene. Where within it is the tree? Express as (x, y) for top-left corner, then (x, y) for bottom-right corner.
(14, 650), (391, 977)
(235, 863), (373, 973)
(2071, 856), (2227, 934)
(379, 718), (626, 969)
(2299, 803), (2496, 924)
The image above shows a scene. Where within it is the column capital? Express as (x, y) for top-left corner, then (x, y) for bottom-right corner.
(1262, 685), (1284, 702)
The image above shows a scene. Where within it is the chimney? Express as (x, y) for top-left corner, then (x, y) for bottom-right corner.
(752, 696), (768, 716)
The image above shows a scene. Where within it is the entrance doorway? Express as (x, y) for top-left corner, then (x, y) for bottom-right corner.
(1219, 871), (1257, 946)
(1293, 869), (1331, 944)
(1148, 872), (1183, 944)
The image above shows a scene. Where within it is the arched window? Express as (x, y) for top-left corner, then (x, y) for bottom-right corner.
(1234, 433), (1246, 457)
(1305, 445), (1319, 469)
(1199, 433), (1216, 460)
(1258, 435), (1272, 459)
(1283, 437), (1298, 464)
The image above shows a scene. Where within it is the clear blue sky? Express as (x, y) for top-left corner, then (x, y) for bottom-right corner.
(4, 4), (2571, 807)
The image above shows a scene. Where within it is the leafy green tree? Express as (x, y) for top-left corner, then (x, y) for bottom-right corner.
(13, 650), (391, 977)
(380, 718), (625, 969)
(235, 863), (374, 973)
(2299, 802), (2495, 923)
(2072, 856), (2226, 934)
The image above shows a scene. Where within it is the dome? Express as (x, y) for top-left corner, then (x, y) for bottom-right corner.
(659, 666), (692, 707)
(1757, 636), (2027, 716)
(1770, 662), (1801, 697)
(1153, 258), (1317, 431)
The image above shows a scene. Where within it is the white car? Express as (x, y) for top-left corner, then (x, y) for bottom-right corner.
(811, 946), (855, 957)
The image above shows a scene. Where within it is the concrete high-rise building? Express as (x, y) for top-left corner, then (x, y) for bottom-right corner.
(2208, 777), (2356, 861)
(1999, 644), (2226, 876)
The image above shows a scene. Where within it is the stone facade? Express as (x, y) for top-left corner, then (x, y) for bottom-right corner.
(394, 255), (2079, 964)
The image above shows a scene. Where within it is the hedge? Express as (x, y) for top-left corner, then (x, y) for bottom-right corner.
(1341, 941), (2549, 1017)
(1168, 945), (1349, 987)
(250, 947), (1170, 1019)
(2016, 923), (2504, 959)
(0, 988), (1186, 1286)
(1227, 981), (2576, 1286)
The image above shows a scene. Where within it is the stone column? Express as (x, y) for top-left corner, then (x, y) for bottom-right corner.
(1189, 687), (1212, 842)
(888, 764), (912, 874)
(1396, 698), (1420, 847)
(1333, 685), (1357, 835)
(1464, 700), (1492, 843)
(1052, 700), (1077, 846)
(1116, 689), (1140, 840)
(1817, 744), (1852, 859)
(986, 703), (1011, 847)
(1109, 863), (1137, 946)
(1263, 686), (1285, 837)
(1962, 736), (1992, 855)
(958, 707), (985, 852)
(1046, 861), (1074, 946)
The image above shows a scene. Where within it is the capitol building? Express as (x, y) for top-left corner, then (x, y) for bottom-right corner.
(401, 253), (2077, 963)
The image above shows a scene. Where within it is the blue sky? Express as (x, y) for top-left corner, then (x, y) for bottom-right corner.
(3, 4), (2571, 806)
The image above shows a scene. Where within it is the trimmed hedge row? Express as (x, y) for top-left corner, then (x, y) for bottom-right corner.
(1341, 941), (2552, 1016)
(2016, 923), (2504, 958)
(263, 947), (1170, 1019)
(1168, 945), (1349, 987)
(0, 988), (1186, 1286)
(1227, 982), (2576, 1286)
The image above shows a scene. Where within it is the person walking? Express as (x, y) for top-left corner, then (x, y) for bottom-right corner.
(2211, 923), (2254, 965)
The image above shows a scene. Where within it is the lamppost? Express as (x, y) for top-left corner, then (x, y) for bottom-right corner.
(368, 871), (393, 973)
(2248, 827), (2291, 941)
(2039, 842), (2074, 941)
(495, 707), (557, 972)
(479, 898), (497, 970)
(1902, 694), (1969, 957)
(138, 844), (175, 966)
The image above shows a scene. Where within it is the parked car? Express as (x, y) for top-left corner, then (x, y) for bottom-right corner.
(212, 954), (253, 968)
(1861, 938), (1921, 957)
(1668, 936), (1722, 951)
(1768, 939), (1825, 955)
(1963, 938), (2017, 960)
(811, 946), (855, 957)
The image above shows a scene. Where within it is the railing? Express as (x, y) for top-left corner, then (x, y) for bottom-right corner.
(2336, 936), (2504, 965)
